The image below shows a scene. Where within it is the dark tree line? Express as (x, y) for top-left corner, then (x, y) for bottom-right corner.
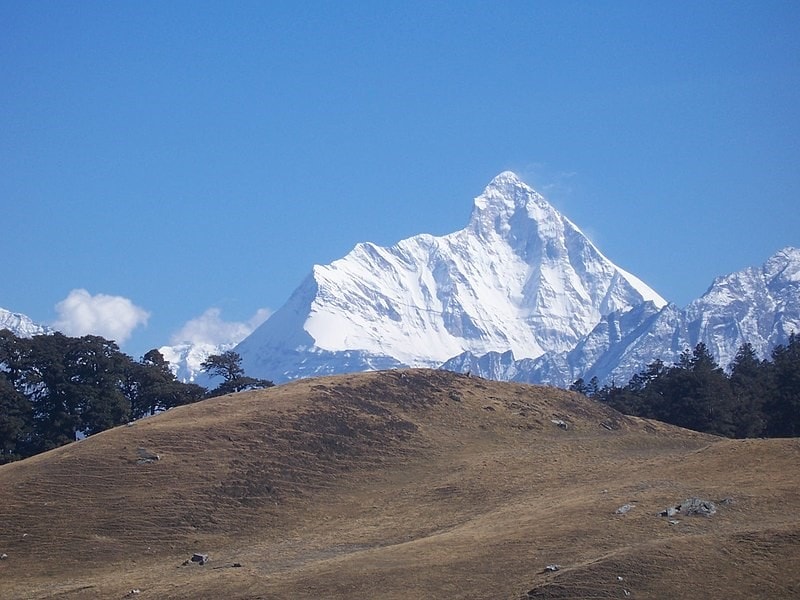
(572, 334), (800, 438)
(0, 330), (272, 464)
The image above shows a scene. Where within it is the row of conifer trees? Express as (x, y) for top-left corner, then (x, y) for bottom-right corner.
(572, 334), (800, 438)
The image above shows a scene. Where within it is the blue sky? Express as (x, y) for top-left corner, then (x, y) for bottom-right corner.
(2, 1), (798, 358)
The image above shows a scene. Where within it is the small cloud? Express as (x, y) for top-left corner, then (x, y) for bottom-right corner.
(517, 162), (578, 202)
(53, 289), (150, 344)
(247, 307), (272, 330)
(170, 307), (272, 347)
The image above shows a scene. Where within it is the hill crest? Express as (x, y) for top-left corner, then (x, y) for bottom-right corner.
(1, 369), (798, 599)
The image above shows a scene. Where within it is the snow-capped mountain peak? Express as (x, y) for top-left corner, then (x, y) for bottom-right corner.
(235, 172), (666, 383)
(764, 246), (800, 284)
(470, 171), (531, 231)
(469, 171), (560, 241)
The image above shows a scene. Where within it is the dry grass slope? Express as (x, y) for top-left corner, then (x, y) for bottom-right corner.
(0, 369), (798, 599)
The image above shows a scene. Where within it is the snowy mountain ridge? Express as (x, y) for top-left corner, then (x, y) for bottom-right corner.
(0, 308), (52, 338)
(235, 172), (666, 382)
(446, 246), (800, 387)
(4, 172), (796, 391)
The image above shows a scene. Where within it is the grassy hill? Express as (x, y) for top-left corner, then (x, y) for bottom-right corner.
(0, 369), (798, 599)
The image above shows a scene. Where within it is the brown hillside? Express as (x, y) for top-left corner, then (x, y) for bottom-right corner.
(0, 369), (798, 599)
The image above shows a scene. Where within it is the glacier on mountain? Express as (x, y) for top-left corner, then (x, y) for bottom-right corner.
(235, 172), (666, 383)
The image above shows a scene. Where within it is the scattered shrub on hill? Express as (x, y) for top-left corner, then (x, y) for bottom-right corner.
(201, 350), (274, 397)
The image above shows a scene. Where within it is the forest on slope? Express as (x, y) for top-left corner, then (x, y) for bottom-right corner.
(573, 335), (800, 438)
(0, 330), (270, 463)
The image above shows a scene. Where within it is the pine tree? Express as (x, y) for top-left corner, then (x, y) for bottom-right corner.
(619, 359), (669, 419)
(201, 351), (246, 383)
(569, 378), (588, 395)
(729, 342), (768, 437)
(23, 333), (83, 452)
(587, 376), (600, 398)
(766, 333), (800, 437)
(650, 344), (734, 436)
(66, 335), (130, 435)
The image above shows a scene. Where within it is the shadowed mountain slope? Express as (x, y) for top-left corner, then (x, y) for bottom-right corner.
(0, 369), (798, 599)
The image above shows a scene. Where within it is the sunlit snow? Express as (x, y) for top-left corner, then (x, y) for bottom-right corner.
(235, 172), (667, 381)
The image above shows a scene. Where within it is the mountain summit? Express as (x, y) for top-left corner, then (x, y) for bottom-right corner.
(236, 172), (665, 382)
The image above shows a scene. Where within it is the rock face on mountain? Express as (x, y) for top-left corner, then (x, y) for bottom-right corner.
(447, 247), (800, 387)
(236, 172), (666, 383)
(0, 307), (51, 338)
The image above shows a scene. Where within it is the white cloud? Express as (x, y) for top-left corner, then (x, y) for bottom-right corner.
(518, 162), (578, 202)
(247, 308), (272, 330)
(53, 289), (150, 344)
(170, 307), (272, 347)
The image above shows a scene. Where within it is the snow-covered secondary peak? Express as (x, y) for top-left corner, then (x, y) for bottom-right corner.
(236, 172), (667, 382)
(455, 246), (800, 389)
(763, 246), (800, 284)
(158, 341), (232, 385)
(0, 307), (51, 338)
(683, 246), (800, 366)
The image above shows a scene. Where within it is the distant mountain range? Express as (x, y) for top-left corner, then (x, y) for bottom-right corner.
(3, 173), (797, 389)
(232, 171), (667, 383)
(442, 245), (800, 386)
(229, 172), (798, 387)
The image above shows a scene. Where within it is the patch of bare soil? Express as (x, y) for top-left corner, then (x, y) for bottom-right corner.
(0, 369), (797, 599)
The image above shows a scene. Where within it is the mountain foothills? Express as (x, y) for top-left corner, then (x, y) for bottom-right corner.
(1, 370), (799, 599)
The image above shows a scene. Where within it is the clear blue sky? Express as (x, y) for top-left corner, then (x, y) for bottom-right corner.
(2, 1), (798, 358)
